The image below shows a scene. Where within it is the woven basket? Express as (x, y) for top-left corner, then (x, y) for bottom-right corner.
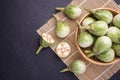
(75, 8), (120, 66)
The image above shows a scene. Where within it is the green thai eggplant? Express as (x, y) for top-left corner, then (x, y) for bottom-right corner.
(87, 36), (112, 57)
(113, 14), (120, 29)
(53, 14), (70, 38)
(96, 48), (115, 62)
(82, 17), (96, 26)
(87, 9), (113, 24)
(56, 5), (82, 19)
(107, 26), (120, 43)
(112, 43), (120, 57)
(82, 21), (108, 36)
(60, 60), (86, 74)
(78, 31), (94, 48)
(77, 20), (94, 48)
(93, 36), (112, 54)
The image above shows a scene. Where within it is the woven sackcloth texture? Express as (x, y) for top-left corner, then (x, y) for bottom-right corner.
(37, 0), (120, 80)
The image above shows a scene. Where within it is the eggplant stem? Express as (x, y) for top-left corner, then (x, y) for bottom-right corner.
(84, 8), (95, 14)
(56, 7), (65, 11)
(60, 67), (69, 73)
(83, 26), (91, 30)
(76, 20), (90, 30)
(53, 14), (59, 21)
(84, 50), (92, 54)
(76, 20), (81, 29)
(87, 53), (95, 57)
(36, 45), (44, 55)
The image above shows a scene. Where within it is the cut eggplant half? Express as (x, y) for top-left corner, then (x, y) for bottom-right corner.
(56, 42), (71, 58)
(36, 33), (55, 55)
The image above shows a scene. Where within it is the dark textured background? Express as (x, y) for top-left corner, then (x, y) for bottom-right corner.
(0, 0), (120, 80)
